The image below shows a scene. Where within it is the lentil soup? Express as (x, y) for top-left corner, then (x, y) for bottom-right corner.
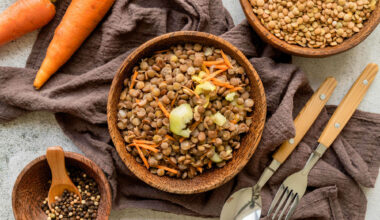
(116, 43), (255, 179)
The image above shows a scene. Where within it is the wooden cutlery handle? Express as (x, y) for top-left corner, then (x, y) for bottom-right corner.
(46, 146), (69, 183)
(273, 77), (337, 163)
(319, 63), (378, 147)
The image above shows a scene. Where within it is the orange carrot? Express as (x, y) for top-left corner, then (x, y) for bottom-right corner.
(203, 60), (224, 67)
(129, 143), (158, 153)
(196, 167), (203, 173)
(179, 137), (185, 143)
(221, 50), (233, 69)
(229, 86), (244, 92)
(155, 165), (178, 174)
(208, 161), (212, 168)
(210, 78), (234, 89)
(133, 140), (156, 145)
(165, 135), (175, 141)
(182, 85), (200, 98)
(130, 71), (139, 89)
(156, 97), (170, 118)
(190, 120), (201, 131)
(171, 92), (178, 108)
(202, 63), (210, 75)
(33, 0), (115, 89)
(136, 146), (149, 169)
(214, 64), (229, 70)
(0, 0), (56, 47)
(203, 69), (227, 81)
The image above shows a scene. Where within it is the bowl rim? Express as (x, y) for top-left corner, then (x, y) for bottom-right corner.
(107, 31), (267, 194)
(240, 0), (380, 57)
(12, 151), (112, 219)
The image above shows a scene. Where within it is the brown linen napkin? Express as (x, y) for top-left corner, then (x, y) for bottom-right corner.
(1, 0), (380, 219)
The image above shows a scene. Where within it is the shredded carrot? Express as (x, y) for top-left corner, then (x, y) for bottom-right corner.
(165, 135), (175, 141)
(156, 97), (170, 118)
(182, 85), (200, 98)
(210, 78), (234, 89)
(155, 165), (179, 174)
(214, 64), (229, 70)
(190, 120), (201, 131)
(179, 137), (185, 143)
(208, 161), (212, 168)
(133, 140), (156, 145)
(229, 86), (244, 92)
(202, 63), (210, 75)
(221, 50), (233, 69)
(196, 167), (203, 173)
(136, 99), (140, 103)
(129, 143), (158, 153)
(130, 70), (139, 89)
(171, 92), (178, 108)
(154, 49), (170, 54)
(202, 69), (227, 82)
(164, 157), (179, 168)
(136, 146), (149, 169)
(200, 150), (211, 160)
(203, 60), (224, 67)
(230, 119), (238, 124)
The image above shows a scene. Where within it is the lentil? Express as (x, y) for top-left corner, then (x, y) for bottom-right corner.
(117, 44), (254, 179)
(250, 0), (378, 48)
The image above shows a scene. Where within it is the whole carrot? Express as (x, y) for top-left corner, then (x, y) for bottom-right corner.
(33, 0), (115, 89)
(0, 0), (56, 46)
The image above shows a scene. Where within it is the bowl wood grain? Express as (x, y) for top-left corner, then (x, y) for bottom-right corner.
(107, 31), (267, 194)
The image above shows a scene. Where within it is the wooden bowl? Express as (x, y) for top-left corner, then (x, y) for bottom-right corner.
(12, 151), (112, 220)
(240, 0), (380, 57)
(107, 31), (267, 194)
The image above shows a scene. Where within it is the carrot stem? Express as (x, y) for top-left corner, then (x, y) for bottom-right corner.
(221, 50), (233, 69)
(156, 97), (170, 118)
(136, 146), (149, 169)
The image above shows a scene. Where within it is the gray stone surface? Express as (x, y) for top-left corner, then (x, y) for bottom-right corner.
(1, 0), (379, 219)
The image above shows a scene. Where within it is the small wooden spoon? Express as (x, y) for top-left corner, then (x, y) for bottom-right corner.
(46, 146), (81, 209)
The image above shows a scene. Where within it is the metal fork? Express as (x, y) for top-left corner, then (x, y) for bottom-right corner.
(267, 63), (378, 220)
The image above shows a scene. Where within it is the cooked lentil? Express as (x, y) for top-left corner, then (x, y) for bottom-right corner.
(117, 43), (254, 179)
(41, 168), (100, 220)
(250, 0), (378, 48)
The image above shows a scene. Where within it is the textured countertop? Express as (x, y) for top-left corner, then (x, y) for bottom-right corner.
(1, 0), (379, 219)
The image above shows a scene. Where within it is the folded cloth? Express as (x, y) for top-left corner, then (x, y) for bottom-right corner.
(1, 0), (380, 219)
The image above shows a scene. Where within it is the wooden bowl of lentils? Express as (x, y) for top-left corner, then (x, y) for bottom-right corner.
(240, 0), (380, 57)
(107, 31), (266, 194)
(12, 151), (112, 220)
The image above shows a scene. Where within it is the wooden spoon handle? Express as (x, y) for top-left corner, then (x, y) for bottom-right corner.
(46, 146), (70, 183)
(273, 77), (337, 163)
(318, 63), (378, 147)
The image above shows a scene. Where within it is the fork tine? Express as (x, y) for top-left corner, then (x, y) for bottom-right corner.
(268, 185), (285, 215)
(278, 191), (296, 220)
(272, 188), (290, 220)
(285, 194), (299, 220)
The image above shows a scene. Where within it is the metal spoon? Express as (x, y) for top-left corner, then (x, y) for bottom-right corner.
(220, 77), (337, 220)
